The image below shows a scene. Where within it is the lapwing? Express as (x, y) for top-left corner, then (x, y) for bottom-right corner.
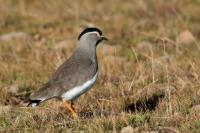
(28, 27), (107, 118)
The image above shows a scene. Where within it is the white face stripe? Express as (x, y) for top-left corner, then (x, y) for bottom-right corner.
(84, 31), (101, 37)
(61, 71), (98, 101)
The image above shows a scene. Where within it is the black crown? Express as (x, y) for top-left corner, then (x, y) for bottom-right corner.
(78, 27), (102, 40)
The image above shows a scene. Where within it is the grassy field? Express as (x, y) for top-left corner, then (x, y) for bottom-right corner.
(0, 0), (200, 132)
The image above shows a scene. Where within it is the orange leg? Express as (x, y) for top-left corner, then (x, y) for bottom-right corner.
(63, 101), (78, 118)
(71, 101), (75, 110)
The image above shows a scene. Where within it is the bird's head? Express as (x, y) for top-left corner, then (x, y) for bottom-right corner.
(78, 27), (108, 47)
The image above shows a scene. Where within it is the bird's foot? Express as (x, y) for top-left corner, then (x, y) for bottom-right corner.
(63, 101), (78, 119)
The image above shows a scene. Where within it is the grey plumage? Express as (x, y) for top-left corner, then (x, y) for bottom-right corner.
(28, 27), (107, 106)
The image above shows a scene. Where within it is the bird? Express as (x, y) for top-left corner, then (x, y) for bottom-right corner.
(28, 27), (107, 118)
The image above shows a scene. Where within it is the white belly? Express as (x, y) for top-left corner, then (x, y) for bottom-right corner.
(61, 72), (98, 101)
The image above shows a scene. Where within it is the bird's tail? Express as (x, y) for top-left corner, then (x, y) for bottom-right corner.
(27, 99), (41, 107)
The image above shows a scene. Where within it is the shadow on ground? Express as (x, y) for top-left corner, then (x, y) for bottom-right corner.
(124, 93), (165, 112)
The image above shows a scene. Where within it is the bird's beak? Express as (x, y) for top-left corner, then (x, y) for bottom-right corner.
(97, 36), (108, 45)
(101, 36), (108, 41)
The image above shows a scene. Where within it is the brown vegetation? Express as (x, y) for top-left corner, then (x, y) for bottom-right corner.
(0, 0), (200, 132)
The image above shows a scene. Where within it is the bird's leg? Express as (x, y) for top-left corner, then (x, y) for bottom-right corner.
(63, 100), (78, 118)
(71, 101), (76, 111)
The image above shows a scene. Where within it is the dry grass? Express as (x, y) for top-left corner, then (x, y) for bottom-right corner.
(0, 0), (200, 132)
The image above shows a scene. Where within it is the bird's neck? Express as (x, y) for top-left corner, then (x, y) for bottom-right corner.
(76, 45), (97, 62)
